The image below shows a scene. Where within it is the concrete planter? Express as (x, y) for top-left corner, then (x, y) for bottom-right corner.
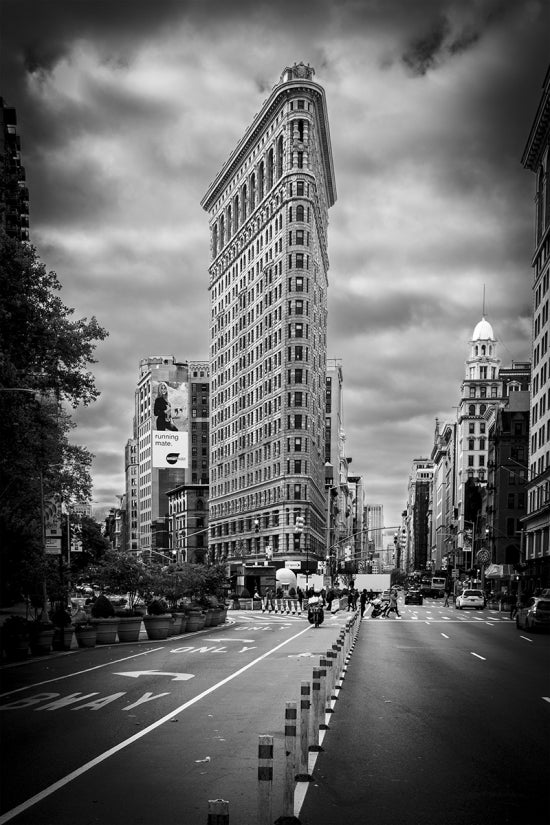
(185, 610), (206, 632)
(143, 614), (173, 640)
(92, 618), (119, 645)
(53, 625), (75, 651)
(29, 624), (55, 656)
(75, 626), (97, 648)
(171, 613), (187, 634)
(116, 616), (142, 642)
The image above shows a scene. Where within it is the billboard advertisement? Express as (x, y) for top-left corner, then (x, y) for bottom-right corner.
(152, 379), (188, 469)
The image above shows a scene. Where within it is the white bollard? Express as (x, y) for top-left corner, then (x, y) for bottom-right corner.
(257, 735), (273, 825)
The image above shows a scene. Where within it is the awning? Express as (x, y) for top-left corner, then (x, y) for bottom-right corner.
(484, 564), (514, 578)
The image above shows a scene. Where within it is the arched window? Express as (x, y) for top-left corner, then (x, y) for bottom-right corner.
(276, 135), (283, 179)
(233, 194), (239, 232)
(196, 499), (204, 511)
(267, 148), (274, 189)
(227, 204), (232, 239)
(480, 404), (486, 415)
(258, 162), (264, 201)
(241, 184), (247, 221)
(219, 214), (225, 248)
(296, 204), (305, 222)
(212, 224), (218, 258)
(249, 173), (256, 212)
(537, 167), (544, 241)
(469, 404), (476, 416)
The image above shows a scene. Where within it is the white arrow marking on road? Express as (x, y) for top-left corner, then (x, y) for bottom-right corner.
(114, 671), (195, 681)
(207, 638), (255, 643)
(288, 652), (315, 658)
(470, 653), (486, 660)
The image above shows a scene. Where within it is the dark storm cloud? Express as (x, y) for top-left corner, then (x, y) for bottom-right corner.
(1, 0), (547, 524)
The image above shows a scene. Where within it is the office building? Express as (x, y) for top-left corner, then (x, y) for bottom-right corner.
(201, 63), (336, 582)
(0, 98), (29, 242)
(521, 64), (550, 590)
(130, 356), (209, 560)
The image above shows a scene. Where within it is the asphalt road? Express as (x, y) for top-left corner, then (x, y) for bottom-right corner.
(299, 600), (550, 825)
(1, 601), (548, 825)
(0, 608), (353, 825)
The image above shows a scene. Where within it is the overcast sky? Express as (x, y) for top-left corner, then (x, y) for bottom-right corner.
(1, 0), (548, 534)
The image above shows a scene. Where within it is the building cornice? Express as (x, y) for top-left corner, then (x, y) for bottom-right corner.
(521, 64), (550, 171)
(201, 76), (336, 212)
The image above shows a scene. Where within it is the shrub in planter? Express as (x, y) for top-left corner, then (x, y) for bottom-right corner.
(147, 598), (169, 615)
(91, 594), (116, 618)
(90, 595), (118, 644)
(115, 609), (143, 642)
(143, 598), (173, 640)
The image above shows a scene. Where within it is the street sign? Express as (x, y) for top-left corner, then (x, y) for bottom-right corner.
(45, 537), (62, 555)
(285, 560), (301, 569)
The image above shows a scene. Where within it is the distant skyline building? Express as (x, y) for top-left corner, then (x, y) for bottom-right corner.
(366, 504), (384, 552)
(201, 62), (336, 583)
(128, 356), (209, 558)
(406, 458), (434, 571)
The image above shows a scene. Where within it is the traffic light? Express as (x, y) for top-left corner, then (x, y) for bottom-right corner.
(294, 515), (305, 534)
(254, 519), (260, 534)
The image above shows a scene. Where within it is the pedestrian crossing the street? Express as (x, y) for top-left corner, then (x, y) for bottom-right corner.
(364, 602), (512, 623)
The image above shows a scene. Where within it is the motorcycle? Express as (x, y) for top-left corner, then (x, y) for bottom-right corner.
(307, 596), (325, 627)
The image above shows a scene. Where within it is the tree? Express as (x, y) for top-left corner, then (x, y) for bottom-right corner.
(0, 231), (108, 606)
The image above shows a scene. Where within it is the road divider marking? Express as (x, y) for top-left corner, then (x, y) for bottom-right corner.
(0, 648), (165, 699)
(0, 624), (311, 824)
(543, 697), (550, 704)
(470, 652), (486, 660)
(441, 633), (449, 639)
(519, 636), (533, 642)
(208, 638), (255, 643)
(114, 671), (194, 681)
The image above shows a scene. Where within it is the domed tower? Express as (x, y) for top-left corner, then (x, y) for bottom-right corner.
(455, 316), (502, 571)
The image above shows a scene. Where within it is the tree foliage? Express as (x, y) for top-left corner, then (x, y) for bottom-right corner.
(0, 231), (108, 604)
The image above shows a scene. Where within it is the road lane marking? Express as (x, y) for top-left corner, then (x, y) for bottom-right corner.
(543, 697), (550, 704)
(471, 652), (486, 660)
(114, 671), (195, 681)
(0, 624), (311, 824)
(0, 648), (165, 699)
(441, 633), (449, 639)
(207, 638), (255, 643)
(519, 636), (533, 642)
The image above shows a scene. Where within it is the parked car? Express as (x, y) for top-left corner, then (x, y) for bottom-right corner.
(405, 588), (423, 605)
(455, 589), (485, 609)
(515, 596), (550, 632)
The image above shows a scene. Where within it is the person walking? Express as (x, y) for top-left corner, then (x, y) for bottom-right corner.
(264, 587), (275, 613)
(444, 587), (452, 607)
(383, 588), (401, 618)
(510, 594), (522, 620)
(359, 589), (368, 619)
